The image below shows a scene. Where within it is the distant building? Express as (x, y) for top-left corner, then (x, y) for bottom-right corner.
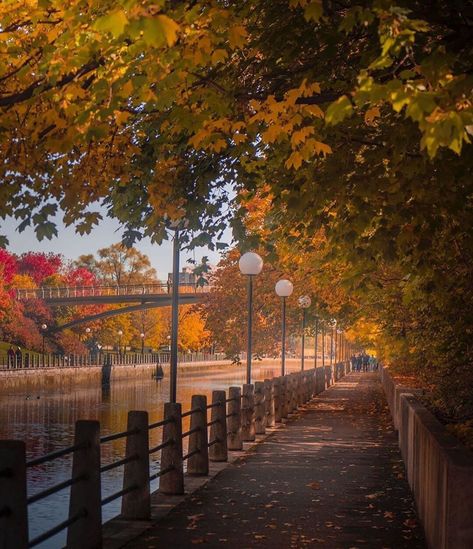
(167, 266), (197, 285)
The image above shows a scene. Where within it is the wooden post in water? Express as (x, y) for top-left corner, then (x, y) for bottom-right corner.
(227, 387), (242, 451)
(264, 379), (275, 427)
(0, 441), (28, 549)
(67, 420), (101, 549)
(254, 382), (265, 435)
(187, 395), (209, 476)
(159, 403), (184, 495)
(121, 411), (150, 520)
(209, 390), (227, 462)
(241, 384), (255, 442)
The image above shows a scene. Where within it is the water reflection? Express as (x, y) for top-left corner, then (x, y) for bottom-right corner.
(0, 360), (303, 548)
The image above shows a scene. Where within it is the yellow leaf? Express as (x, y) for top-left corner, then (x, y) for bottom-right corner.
(262, 124), (286, 144)
(291, 126), (315, 147)
(157, 15), (179, 46)
(302, 138), (332, 157)
(211, 138), (227, 152)
(365, 106), (380, 125)
(228, 25), (248, 49)
(114, 111), (130, 125)
(304, 104), (324, 118)
(233, 133), (247, 145)
(285, 151), (303, 169)
(211, 49), (228, 64)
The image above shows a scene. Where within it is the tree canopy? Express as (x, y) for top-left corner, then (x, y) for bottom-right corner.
(0, 1), (471, 244)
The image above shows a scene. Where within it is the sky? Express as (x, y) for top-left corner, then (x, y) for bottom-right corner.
(1, 214), (232, 279)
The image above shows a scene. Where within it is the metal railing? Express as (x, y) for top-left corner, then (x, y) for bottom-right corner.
(0, 361), (352, 548)
(0, 351), (227, 371)
(15, 282), (212, 301)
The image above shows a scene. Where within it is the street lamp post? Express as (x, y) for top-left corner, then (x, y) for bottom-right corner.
(275, 279), (294, 376)
(168, 220), (189, 403)
(140, 332), (145, 355)
(117, 330), (123, 357)
(314, 317), (318, 369)
(41, 323), (47, 357)
(298, 295), (311, 371)
(239, 252), (264, 384)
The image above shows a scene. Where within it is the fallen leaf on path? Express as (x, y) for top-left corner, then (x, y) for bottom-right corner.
(307, 482), (321, 489)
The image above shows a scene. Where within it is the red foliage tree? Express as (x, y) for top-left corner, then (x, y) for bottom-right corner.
(65, 267), (96, 286)
(55, 331), (87, 354)
(2, 303), (43, 351)
(18, 252), (63, 284)
(22, 298), (53, 326)
(0, 249), (18, 283)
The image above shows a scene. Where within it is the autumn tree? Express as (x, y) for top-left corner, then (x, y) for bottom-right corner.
(93, 243), (157, 285)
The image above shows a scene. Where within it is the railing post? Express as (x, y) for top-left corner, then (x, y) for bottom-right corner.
(67, 420), (101, 549)
(0, 441), (28, 549)
(209, 390), (227, 462)
(241, 384), (255, 442)
(281, 376), (289, 419)
(159, 403), (184, 495)
(227, 387), (242, 451)
(254, 382), (265, 435)
(299, 372), (305, 405)
(264, 379), (275, 428)
(289, 374), (297, 412)
(187, 395), (209, 476)
(121, 411), (150, 520)
(273, 377), (282, 423)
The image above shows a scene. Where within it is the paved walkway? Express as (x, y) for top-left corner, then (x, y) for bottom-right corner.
(126, 373), (425, 548)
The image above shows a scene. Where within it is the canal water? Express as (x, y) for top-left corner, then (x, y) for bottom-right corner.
(0, 360), (304, 548)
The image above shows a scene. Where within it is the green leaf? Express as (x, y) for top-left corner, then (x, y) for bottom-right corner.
(304, 1), (323, 22)
(94, 9), (128, 38)
(325, 95), (353, 125)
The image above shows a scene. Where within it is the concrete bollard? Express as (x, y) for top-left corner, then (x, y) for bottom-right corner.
(290, 374), (297, 412)
(121, 411), (150, 520)
(264, 379), (275, 427)
(159, 403), (184, 495)
(67, 420), (102, 549)
(0, 440), (28, 549)
(241, 384), (255, 441)
(280, 376), (289, 419)
(209, 390), (228, 462)
(227, 387), (242, 450)
(304, 372), (310, 402)
(187, 395), (209, 476)
(254, 382), (265, 435)
(273, 377), (282, 423)
(297, 372), (304, 406)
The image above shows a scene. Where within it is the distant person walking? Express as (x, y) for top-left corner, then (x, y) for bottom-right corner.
(15, 346), (23, 368)
(7, 345), (15, 368)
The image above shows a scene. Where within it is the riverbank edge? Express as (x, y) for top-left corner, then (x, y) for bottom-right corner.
(0, 358), (304, 392)
(101, 413), (297, 549)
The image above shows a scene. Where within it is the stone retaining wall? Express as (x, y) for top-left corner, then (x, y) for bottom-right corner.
(380, 366), (473, 549)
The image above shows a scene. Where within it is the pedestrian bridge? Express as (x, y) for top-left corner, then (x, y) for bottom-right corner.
(15, 283), (211, 331)
(15, 282), (211, 306)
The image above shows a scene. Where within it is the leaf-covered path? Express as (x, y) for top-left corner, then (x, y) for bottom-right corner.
(125, 373), (425, 548)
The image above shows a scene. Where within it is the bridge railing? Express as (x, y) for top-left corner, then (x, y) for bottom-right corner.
(0, 361), (352, 549)
(0, 351), (228, 371)
(15, 282), (211, 301)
